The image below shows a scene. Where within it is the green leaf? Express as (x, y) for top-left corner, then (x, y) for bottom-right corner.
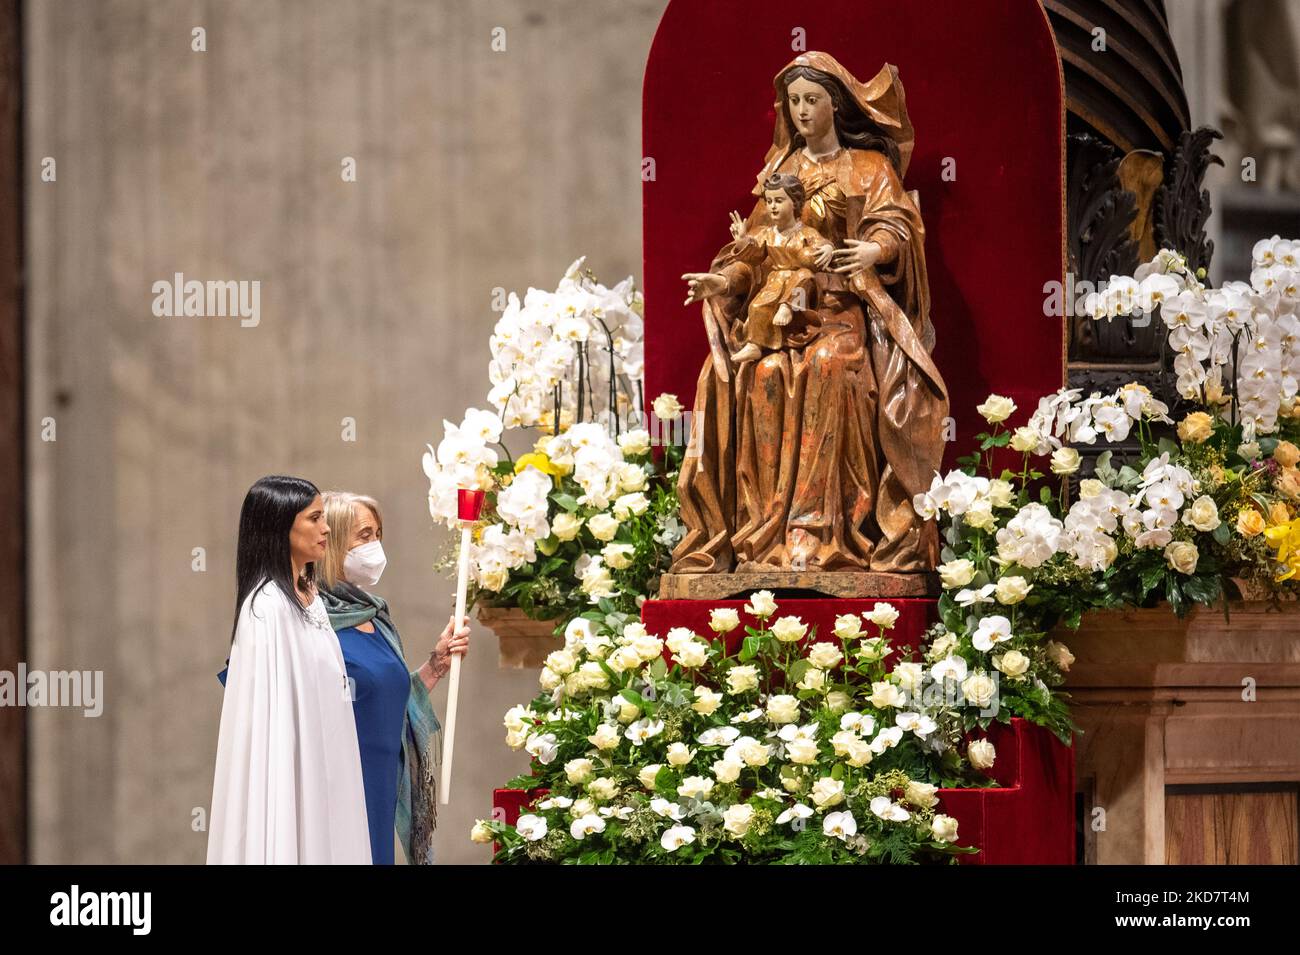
(550, 491), (580, 512)
(1212, 521), (1231, 546)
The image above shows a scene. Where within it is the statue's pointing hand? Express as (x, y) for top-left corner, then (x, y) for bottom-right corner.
(682, 272), (727, 306)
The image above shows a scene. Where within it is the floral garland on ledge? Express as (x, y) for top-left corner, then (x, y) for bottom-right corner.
(436, 236), (1298, 863)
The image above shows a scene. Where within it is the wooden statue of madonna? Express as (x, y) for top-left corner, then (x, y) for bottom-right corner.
(666, 52), (949, 596)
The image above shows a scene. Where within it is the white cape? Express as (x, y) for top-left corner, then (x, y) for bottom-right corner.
(207, 580), (372, 864)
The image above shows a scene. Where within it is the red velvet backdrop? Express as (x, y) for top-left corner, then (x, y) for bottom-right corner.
(642, 0), (1066, 464)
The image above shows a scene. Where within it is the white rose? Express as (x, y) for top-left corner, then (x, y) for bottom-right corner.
(479, 567), (509, 592)
(551, 511), (582, 541)
(938, 559), (977, 589)
(796, 667), (826, 691)
(786, 738), (819, 764)
(931, 814), (960, 842)
(588, 724), (620, 751)
(770, 615), (808, 643)
(613, 492), (650, 520)
(1050, 447), (1081, 475)
(692, 686), (723, 716)
(712, 758), (743, 783)
(893, 662), (924, 695)
(666, 742), (695, 767)
(674, 640), (709, 669)
(961, 672), (998, 709)
(766, 694), (800, 724)
(905, 781), (939, 809)
(726, 665), (759, 694)
(866, 603), (900, 629)
(993, 649), (1030, 679)
(1079, 478), (1105, 499)
(638, 764), (662, 789)
(744, 589), (777, 618)
(994, 575), (1032, 605)
(808, 642), (843, 669)
(1164, 539), (1199, 574)
(709, 607), (741, 633)
(870, 681), (906, 708)
(810, 777), (845, 808)
(735, 738), (771, 767)
(616, 463), (648, 492)
(469, 820), (494, 844)
(565, 758), (594, 784)
(988, 479), (1015, 508)
(616, 429), (651, 456)
(965, 499), (997, 531)
(977, 394), (1016, 424)
(833, 613), (862, 640)
(652, 393), (684, 421)
(602, 542), (635, 569)
(968, 738), (996, 770)
(676, 775), (714, 799)
(586, 513), (620, 541)
(587, 777), (618, 801)
(722, 804), (755, 837)
(1183, 495), (1220, 532)
(543, 648), (577, 675)
(825, 690), (851, 713)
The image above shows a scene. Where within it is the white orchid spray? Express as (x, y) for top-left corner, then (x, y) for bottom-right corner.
(423, 260), (684, 623)
(914, 236), (1300, 743)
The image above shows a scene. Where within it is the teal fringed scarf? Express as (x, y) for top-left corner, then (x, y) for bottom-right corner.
(319, 582), (442, 865)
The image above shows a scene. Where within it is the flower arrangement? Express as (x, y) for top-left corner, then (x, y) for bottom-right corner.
(914, 237), (1300, 742)
(468, 236), (1299, 861)
(475, 593), (992, 864)
(422, 260), (686, 624)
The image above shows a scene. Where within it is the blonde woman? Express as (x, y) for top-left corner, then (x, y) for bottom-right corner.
(316, 491), (469, 864)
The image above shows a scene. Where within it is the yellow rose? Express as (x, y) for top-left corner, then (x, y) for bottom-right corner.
(1275, 441), (1300, 468)
(1278, 466), (1300, 500)
(1177, 412), (1214, 444)
(1237, 508), (1265, 538)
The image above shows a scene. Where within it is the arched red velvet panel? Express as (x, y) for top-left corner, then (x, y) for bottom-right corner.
(642, 0), (1066, 467)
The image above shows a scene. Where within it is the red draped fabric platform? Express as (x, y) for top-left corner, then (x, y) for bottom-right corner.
(493, 598), (1076, 864)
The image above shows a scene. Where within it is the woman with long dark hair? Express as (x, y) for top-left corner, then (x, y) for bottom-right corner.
(207, 475), (372, 864)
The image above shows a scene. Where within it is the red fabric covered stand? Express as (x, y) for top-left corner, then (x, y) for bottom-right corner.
(490, 598), (1075, 864)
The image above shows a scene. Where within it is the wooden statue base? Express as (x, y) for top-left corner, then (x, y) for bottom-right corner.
(657, 569), (940, 600)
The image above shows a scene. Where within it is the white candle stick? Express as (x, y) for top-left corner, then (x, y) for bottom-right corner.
(440, 488), (483, 805)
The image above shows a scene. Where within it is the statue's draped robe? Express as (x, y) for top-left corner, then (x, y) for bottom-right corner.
(671, 146), (948, 574)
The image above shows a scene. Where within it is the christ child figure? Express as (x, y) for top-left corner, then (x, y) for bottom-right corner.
(728, 173), (835, 363)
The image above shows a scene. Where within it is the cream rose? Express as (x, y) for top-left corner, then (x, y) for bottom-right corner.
(938, 558), (977, 589)
(1182, 495), (1220, 532)
(586, 513), (620, 541)
(1164, 539), (1199, 574)
(968, 738), (996, 770)
(1050, 447), (1081, 475)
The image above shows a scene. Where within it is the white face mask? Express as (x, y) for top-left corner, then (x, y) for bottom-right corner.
(343, 540), (387, 588)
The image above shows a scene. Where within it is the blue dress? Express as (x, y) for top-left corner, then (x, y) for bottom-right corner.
(217, 622), (411, 865)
